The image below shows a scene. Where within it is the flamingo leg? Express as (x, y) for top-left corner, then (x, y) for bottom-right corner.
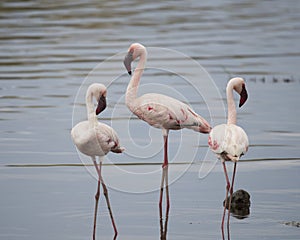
(92, 157), (101, 240)
(221, 161), (230, 240)
(159, 133), (170, 207)
(159, 167), (165, 217)
(99, 161), (118, 239)
(162, 132), (169, 168)
(92, 158), (118, 239)
(165, 165), (170, 215)
(159, 132), (170, 239)
(227, 162), (237, 240)
(163, 133), (170, 212)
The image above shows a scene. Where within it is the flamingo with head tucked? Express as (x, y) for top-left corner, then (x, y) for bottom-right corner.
(208, 77), (249, 240)
(123, 43), (211, 215)
(71, 83), (124, 240)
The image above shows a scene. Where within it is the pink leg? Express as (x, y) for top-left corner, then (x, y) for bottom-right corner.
(92, 158), (118, 239)
(159, 132), (170, 238)
(159, 133), (169, 209)
(221, 161), (230, 240)
(163, 133), (170, 212)
(99, 162), (118, 238)
(162, 134), (169, 168)
(159, 169), (165, 218)
(165, 165), (170, 215)
(92, 157), (100, 240)
(93, 179), (100, 240)
(227, 162), (237, 240)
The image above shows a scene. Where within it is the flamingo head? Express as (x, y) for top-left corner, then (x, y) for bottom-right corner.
(231, 77), (248, 107)
(123, 50), (133, 75)
(123, 43), (146, 75)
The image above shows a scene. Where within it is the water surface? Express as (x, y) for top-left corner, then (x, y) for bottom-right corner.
(0, 0), (299, 239)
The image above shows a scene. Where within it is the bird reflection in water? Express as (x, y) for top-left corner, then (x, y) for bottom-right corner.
(223, 189), (251, 239)
(159, 182), (170, 240)
(224, 189), (251, 218)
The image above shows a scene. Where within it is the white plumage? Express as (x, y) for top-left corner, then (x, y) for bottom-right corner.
(208, 123), (248, 162)
(71, 83), (124, 157)
(208, 77), (249, 240)
(130, 93), (210, 132)
(71, 83), (123, 239)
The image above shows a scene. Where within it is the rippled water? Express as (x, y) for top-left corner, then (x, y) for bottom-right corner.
(0, 0), (299, 239)
(1, 0), (299, 165)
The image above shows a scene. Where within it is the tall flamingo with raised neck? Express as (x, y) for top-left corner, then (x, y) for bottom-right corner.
(71, 83), (124, 240)
(123, 43), (211, 217)
(208, 77), (249, 240)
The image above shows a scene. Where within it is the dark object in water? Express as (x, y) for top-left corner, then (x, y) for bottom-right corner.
(283, 221), (300, 228)
(223, 189), (251, 219)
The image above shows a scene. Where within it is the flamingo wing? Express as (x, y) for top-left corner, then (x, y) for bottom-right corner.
(96, 122), (124, 154)
(71, 121), (124, 157)
(131, 93), (209, 132)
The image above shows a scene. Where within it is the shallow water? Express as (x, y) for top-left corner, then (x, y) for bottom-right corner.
(0, 0), (299, 239)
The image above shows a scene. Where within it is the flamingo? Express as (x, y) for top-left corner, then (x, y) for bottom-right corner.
(208, 77), (249, 240)
(71, 83), (124, 240)
(123, 43), (211, 217)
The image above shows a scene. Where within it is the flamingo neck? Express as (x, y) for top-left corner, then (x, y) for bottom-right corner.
(226, 82), (237, 125)
(126, 50), (147, 110)
(86, 92), (97, 126)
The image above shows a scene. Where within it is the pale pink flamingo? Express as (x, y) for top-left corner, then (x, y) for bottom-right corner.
(71, 83), (124, 240)
(208, 77), (249, 240)
(123, 43), (211, 216)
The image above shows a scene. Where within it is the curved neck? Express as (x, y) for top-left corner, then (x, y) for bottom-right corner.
(126, 50), (147, 109)
(86, 92), (97, 125)
(226, 83), (237, 125)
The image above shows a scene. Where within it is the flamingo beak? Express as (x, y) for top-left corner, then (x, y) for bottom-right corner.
(96, 95), (106, 115)
(123, 52), (133, 75)
(239, 84), (248, 107)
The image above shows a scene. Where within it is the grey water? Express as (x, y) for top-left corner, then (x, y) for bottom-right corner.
(0, 0), (299, 239)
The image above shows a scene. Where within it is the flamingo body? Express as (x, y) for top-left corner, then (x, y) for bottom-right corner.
(208, 123), (248, 162)
(124, 43), (211, 134)
(130, 93), (210, 132)
(71, 121), (123, 157)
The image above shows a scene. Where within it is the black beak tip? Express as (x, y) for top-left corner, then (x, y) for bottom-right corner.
(128, 71), (132, 75)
